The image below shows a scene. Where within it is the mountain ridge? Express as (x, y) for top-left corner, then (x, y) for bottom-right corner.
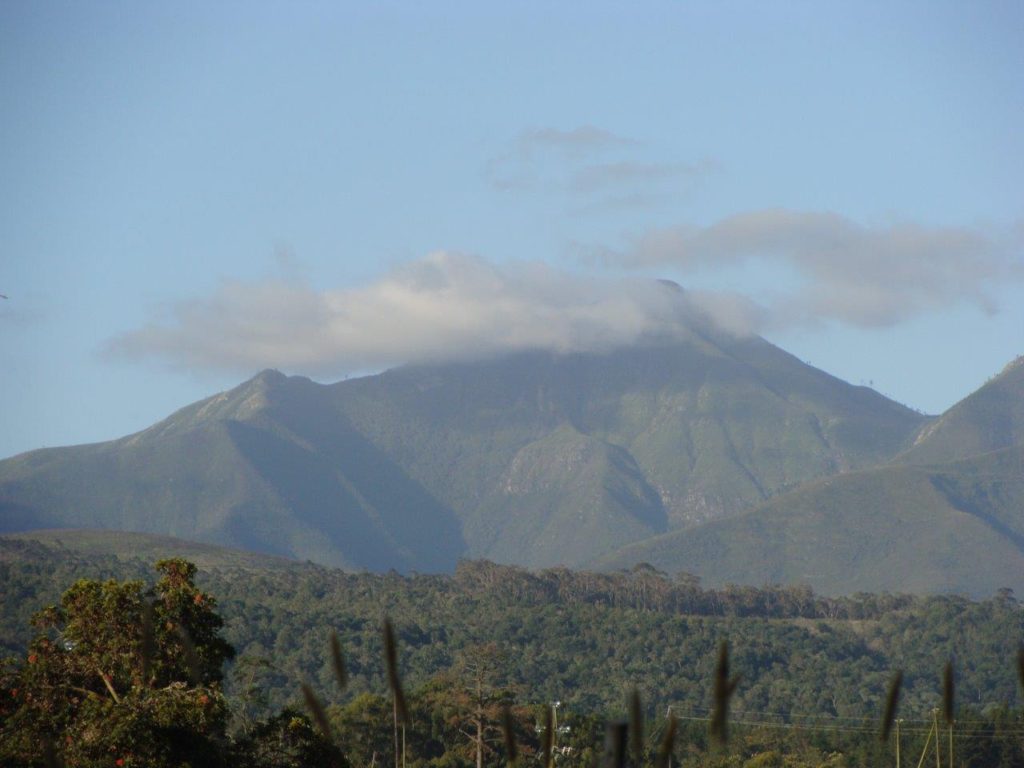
(4, 335), (1017, 595)
(896, 354), (1024, 466)
(598, 443), (1024, 597)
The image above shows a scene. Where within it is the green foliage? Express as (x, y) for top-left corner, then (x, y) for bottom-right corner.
(2, 549), (1023, 767)
(0, 559), (235, 766)
(232, 707), (348, 768)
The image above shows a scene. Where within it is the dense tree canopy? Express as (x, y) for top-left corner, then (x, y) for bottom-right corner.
(1, 559), (236, 766)
(0, 558), (342, 768)
(1, 541), (1023, 767)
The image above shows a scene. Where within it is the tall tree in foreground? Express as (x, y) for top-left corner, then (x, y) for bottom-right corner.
(0, 559), (236, 767)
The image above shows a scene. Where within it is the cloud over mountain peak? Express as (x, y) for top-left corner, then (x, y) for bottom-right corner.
(105, 253), (740, 376)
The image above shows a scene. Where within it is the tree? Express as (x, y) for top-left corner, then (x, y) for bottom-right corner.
(233, 707), (347, 768)
(0, 559), (236, 767)
(439, 643), (514, 768)
(330, 692), (395, 768)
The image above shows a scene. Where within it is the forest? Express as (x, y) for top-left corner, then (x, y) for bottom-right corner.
(1, 538), (1023, 767)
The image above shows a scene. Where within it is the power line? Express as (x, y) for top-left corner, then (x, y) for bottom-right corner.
(665, 712), (1024, 739)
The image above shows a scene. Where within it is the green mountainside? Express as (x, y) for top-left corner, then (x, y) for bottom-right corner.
(0, 528), (306, 571)
(0, 371), (466, 571)
(897, 355), (1024, 465)
(0, 331), (927, 573)
(599, 445), (1024, 598)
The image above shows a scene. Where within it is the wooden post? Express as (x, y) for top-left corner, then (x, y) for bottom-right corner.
(393, 697), (399, 768)
(915, 719), (934, 768)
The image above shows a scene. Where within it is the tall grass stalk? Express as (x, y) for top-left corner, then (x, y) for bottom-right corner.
(880, 670), (902, 742)
(301, 681), (335, 743)
(330, 631), (347, 691)
(710, 640), (739, 745)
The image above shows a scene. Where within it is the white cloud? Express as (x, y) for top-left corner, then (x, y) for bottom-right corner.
(105, 253), (739, 376)
(485, 125), (712, 208)
(569, 160), (714, 194)
(512, 126), (637, 157)
(607, 209), (1024, 328)
(108, 212), (1019, 377)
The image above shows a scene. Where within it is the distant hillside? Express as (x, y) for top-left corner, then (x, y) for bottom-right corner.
(898, 355), (1024, 465)
(0, 529), (306, 571)
(0, 327), (926, 572)
(599, 445), (1024, 598)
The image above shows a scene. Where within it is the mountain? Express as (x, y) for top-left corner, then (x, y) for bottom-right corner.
(592, 352), (1024, 598)
(0, 371), (466, 572)
(0, 326), (927, 572)
(0, 529), (309, 572)
(599, 444), (1024, 598)
(596, 353), (1024, 598)
(898, 355), (1024, 465)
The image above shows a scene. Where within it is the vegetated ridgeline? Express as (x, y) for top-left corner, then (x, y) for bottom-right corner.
(0, 331), (928, 575)
(2, 339), (1023, 598)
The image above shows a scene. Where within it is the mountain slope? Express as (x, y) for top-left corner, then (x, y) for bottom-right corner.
(327, 333), (925, 534)
(0, 331), (927, 571)
(0, 529), (310, 571)
(0, 372), (465, 571)
(598, 445), (1024, 597)
(898, 355), (1024, 465)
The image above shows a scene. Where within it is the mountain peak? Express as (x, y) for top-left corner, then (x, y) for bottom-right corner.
(899, 355), (1024, 465)
(998, 355), (1024, 378)
(252, 368), (287, 385)
(4, 337), (1005, 591)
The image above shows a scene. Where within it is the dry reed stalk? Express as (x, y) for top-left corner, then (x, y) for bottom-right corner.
(383, 618), (410, 725)
(501, 704), (518, 767)
(140, 600), (155, 685)
(41, 735), (64, 768)
(330, 631), (347, 691)
(942, 661), (954, 725)
(710, 640), (739, 745)
(605, 721), (627, 768)
(173, 624), (202, 686)
(654, 710), (677, 768)
(629, 688), (643, 768)
(301, 681), (335, 742)
(541, 704), (554, 768)
(879, 670), (902, 742)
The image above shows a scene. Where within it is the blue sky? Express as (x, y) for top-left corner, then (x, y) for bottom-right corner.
(2, 1), (1022, 459)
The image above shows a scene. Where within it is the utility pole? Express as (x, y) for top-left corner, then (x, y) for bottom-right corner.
(663, 708), (671, 768)
(552, 700), (561, 755)
(915, 717), (935, 768)
(393, 698), (399, 768)
(948, 715), (953, 768)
